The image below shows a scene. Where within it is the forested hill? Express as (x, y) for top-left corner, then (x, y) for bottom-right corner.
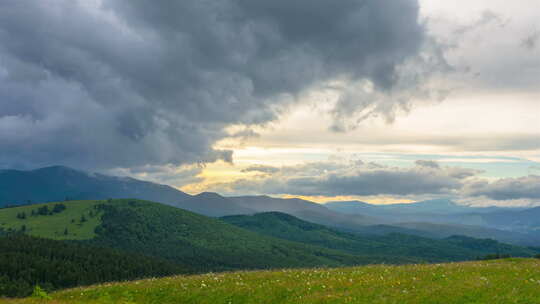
(0, 199), (412, 273)
(221, 212), (539, 262)
(0, 234), (184, 297)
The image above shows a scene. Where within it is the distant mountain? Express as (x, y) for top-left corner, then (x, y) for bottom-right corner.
(228, 195), (380, 228)
(479, 207), (540, 233)
(324, 199), (540, 241)
(389, 222), (540, 247)
(0, 166), (191, 207)
(0, 166), (381, 223)
(177, 192), (255, 217)
(221, 212), (539, 262)
(324, 199), (517, 216)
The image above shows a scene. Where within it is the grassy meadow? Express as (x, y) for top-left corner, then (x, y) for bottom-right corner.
(0, 201), (102, 240)
(4, 258), (540, 304)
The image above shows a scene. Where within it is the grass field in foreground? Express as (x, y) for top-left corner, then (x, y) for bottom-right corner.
(5, 258), (540, 304)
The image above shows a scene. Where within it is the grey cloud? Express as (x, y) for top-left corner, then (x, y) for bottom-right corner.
(241, 165), (280, 174)
(0, 0), (427, 171)
(454, 10), (507, 35)
(329, 37), (452, 132)
(415, 160), (440, 168)
(207, 160), (476, 197)
(522, 30), (540, 50)
(464, 175), (540, 201)
(109, 164), (204, 187)
(259, 132), (540, 152)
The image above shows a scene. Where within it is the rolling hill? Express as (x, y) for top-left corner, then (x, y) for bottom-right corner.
(6, 258), (540, 304)
(221, 212), (539, 262)
(0, 199), (411, 274)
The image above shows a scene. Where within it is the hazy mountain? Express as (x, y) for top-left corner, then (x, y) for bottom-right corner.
(174, 192), (255, 217)
(228, 195), (381, 228)
(390, 222), (540, 247)
(221, 212), (538, 261)
(325, 199), (517, 216)
(323, 200), (540, 246)
(0, 166), (191, 207)
(479, 207), (540, 233)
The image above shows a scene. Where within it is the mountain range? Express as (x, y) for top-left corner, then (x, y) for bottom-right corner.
(1, 166), (539, 246)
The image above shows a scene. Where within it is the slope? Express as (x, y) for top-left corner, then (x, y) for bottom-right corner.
(221, 212), (539, 262)
(0, 199), (409, 274)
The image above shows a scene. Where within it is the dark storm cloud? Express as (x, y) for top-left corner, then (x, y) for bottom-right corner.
(464, 175), (540, 200)
(0, 0), (426, 171)
(206, 160), (478, 197)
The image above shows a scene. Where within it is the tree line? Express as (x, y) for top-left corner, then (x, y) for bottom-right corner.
(0, 234), (185, 298)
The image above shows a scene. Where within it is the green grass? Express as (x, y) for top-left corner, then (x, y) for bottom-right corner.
(0, 201), (103, 240)
(5, 258), (540, 304)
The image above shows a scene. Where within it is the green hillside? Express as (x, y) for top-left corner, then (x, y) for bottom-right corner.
(0, 201), (103, 240)
(86, 200), (410, 271)
(222, 212), (539, 262)
(6, 258), (540, 304)
(0, 200), (411, 275)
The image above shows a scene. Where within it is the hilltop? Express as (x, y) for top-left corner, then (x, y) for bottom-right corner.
(5, 258), (540, 304)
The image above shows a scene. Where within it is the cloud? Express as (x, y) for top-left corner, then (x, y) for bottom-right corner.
(415, 160), (440, 168)
(464, 175), (540, 201)
(241, 165), (280, 174)
(206, 160), (479, 197)
(0, 0), (430, 172)
(108, 164), (204, 188)
(522, 30), (540, 50)
(453, 10), (507, 35)
(206, 159), (540, 206)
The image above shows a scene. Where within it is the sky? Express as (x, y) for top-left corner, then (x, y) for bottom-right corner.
(0, 0), (539, 206)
